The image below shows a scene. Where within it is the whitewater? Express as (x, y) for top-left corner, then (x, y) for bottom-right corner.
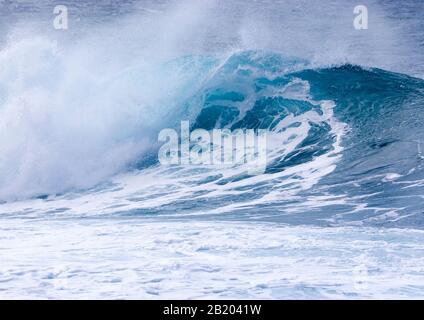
(1, 0), (424, 299)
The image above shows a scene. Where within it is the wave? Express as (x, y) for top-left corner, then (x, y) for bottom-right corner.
(1, 41), (424, 228)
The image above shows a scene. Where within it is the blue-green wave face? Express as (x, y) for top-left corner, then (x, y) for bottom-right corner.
(130, 51), (424, 228)
(294, 65), (424, 227)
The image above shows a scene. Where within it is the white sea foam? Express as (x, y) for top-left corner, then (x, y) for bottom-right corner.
(1, 219), (423, 299)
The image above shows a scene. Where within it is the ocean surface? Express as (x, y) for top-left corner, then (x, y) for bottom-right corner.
(1, 0), (424, 299)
